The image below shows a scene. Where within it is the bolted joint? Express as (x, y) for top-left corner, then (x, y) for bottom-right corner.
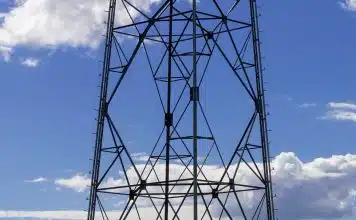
(139, 34), (145, 41)
(229, 178), (235, 190)
(222, 16), (228, 24)
(148, 18), (154, 25)
(212, 188), (219, 199)
(140, 179), (147, 190)
(165, 113), (173, 127)
(190, 86), (199, 101)
(206, 31), (214, 40)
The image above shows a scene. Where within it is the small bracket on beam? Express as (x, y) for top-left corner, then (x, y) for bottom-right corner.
(102, 102), (108, 115)
(212, 188), (219, 199)
(129, 190), (135, 200)
(190, 86), (199, 101)
(255, 99), (262, 114)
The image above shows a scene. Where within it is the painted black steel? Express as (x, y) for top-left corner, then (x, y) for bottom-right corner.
(87, 0), (275, 219)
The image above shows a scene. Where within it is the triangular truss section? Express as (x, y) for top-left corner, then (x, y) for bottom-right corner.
(87, 0), (275, 220)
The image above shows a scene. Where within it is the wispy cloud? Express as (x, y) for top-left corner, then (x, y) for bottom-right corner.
(0, 210), (87, 220)
(340, 0), (356, 11)
(64, 169), (76, 173)
(321, 102), (356, 122)
(298, 103), (316, 108)
(322, 110), (356, 122)
(21, 58), (39, 67)
(131, 152), (149, 162)
(0, 45), (12, 62)
(24, 177), (47, 183)
(0, 206), (205, 220)
(328, 102), (356, 110)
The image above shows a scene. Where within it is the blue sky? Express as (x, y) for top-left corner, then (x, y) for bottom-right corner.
(0, 0), (356, 219)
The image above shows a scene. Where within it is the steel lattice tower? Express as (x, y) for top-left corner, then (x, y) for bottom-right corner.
(87, 0), (275, 219)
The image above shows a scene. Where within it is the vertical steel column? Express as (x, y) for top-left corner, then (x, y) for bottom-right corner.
(192, 0), (198, 220)
(87, 0), (117, 220)
(165, 1), (174, 219)
(249, 0), (275, 219)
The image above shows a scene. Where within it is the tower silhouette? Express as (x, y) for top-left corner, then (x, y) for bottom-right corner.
(87, 0), (275, 219)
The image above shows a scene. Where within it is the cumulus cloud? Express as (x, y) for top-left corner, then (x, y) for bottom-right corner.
(321, 102), (356, 122)
(21, 58), (39, 67)
(14, 152), (356, 219)
(340, 0), (356, 11)
(273, 152), (356, 219)
(38, 152), (356, 219)
(0, 0), (162, 61)
(24, 177), (48, 183)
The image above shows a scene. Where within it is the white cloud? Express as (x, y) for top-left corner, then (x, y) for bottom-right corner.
(299, 103), (316, 108)
(24, 177), (48, 183)
(21, 58), (39, 67)
(322, 110), (356, 122)
(0, 45), (12, 62)
(54, 174), (90, 192)
(340, 0), (356, 11)
(15, 0), (27, 6)
(45, 152), (356, 219)
(0, 0), (162, 61)
(131, 152), (149, 162)
(54, 173), (129, 194)
(321, 102), (356, 122)
(329, 102), (356, 111)
(272, 153), (356, 219)
(0, 210), (87, 220)
(64, 169), (76, 173)
(0, 205), (219, 220)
